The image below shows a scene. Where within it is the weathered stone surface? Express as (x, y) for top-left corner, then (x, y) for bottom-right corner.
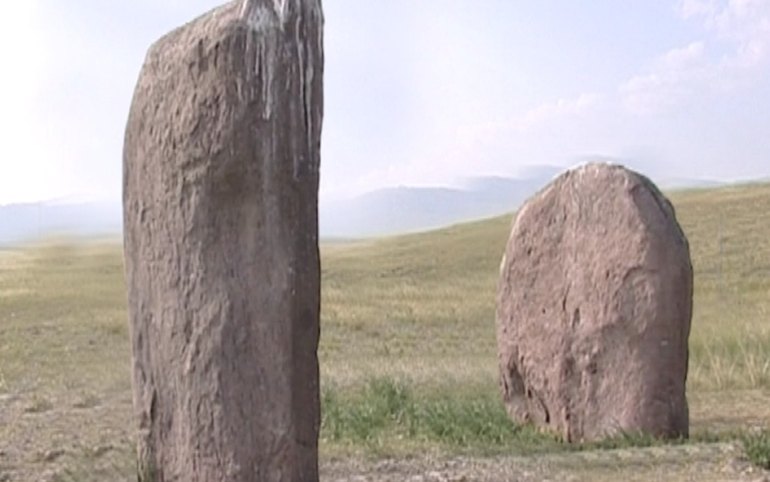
(122, 1), (323, 480)
(496, 163), (692, 442)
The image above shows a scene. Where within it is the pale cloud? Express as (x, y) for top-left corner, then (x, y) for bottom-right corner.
(620, 41), (711, 115)
(678, 0), (719, 19)
(622, 0), (770, 115)
(684, 0), (770, 67)
(716, 0), (770, 68)
(331, 92), (607, 198)
(333, 0), (770, 194)
(514, 94), (603, 131)
(4, 1), (769, 206)
(455, 93), (603, 150)
(662, 41), (707, 67)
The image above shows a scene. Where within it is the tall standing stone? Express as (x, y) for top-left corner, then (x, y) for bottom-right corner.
(496, 163), (692, 442)
(122, 1), (323, 480)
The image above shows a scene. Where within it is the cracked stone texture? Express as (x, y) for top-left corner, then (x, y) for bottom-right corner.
(496, 163), (693, 443)
(122, 0), (323, 480)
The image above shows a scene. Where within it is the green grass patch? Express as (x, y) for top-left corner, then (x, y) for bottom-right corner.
(321, 377), (561, 455)
(742, 430), (770, 470)
(320, 378), (754, 459)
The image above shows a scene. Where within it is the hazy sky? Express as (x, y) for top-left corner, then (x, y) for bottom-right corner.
(1, 0), (768, 205)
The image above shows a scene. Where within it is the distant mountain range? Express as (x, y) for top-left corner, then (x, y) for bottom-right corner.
(0, 166), (732, 244)
(320, 171), (562, 238)
(0, 201), (122, 246)
(320, 169), (729, 238)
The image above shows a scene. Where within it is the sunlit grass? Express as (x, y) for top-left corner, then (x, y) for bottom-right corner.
(320, 183), (770, 394)
(0, 182), (769, 477)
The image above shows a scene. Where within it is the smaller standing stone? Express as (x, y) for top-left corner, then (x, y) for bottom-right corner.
(496, 162), (693, 442)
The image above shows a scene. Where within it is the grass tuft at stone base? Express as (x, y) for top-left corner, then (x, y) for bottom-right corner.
(742, 430), (770, 470)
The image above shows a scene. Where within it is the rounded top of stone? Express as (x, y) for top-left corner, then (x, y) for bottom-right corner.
(532, 161), (665, 209)
(561, 160), (647, 183)
(506, 161), (691, 271)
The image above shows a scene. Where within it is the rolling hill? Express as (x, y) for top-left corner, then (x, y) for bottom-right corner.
(0, 167), (735, 243)
(0, 201), (122, 246)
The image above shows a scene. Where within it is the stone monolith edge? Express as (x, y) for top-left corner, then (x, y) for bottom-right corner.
(123, 1), (323, 480)
(496, 163), (692, 442)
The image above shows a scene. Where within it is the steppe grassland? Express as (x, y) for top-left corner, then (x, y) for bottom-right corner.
(321, 183), (770, 393)
(0, 183), (768, 476)
(318, 182), (770, 452)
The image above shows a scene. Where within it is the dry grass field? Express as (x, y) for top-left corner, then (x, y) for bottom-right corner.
(0, 182), (769, 480)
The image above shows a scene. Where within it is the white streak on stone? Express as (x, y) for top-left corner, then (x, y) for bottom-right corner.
(240, 0), (287, 28)
(239, 0), (281, 120)
(240, 2), (274, 30)
(273, 0), (288, 23)
(294, 11), (314, 179)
